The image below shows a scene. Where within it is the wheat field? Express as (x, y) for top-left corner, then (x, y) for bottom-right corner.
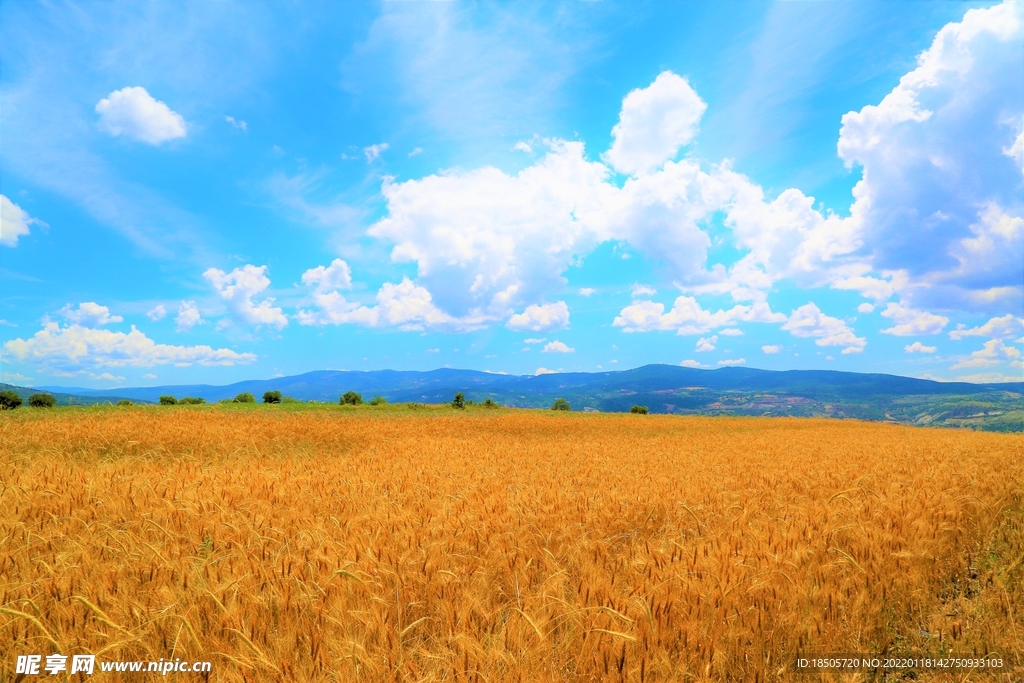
(2, 405), (1022, 681)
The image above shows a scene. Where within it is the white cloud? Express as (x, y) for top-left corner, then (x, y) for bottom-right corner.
(631, 284), (657, 298)
(425, 348), (440, 353)
(761, 345), (782, 354)
(695, 335), (717, 352)
(58, 302), (122, 327)
(857, 303), (875, 314)
(578, 287), (596, 297)
(224, 116), (248, 131)
(951, 338), (1022, 369)
(905, 341), (937, 354)
(175, 301), (203, 332)
(298, 277), (486, 331)
(2, 372), (34, 384)
(880, 303), (948, 336)
(835, 1), (1024, 313)
(146, 304), (167, 322)
(143, 373), (157, 379)
(1006, 128), (1024, 173)
(953, 371), (1024, 383)
(614, 295), (785, 335)
(535, 367), (560, 375)
(302, 259), (353, 293)
(3, 322), (256, 368)
(95, 87), (187, 145)
(782, 302), (866, 353)
(542, 340), (574, 353)
(507, 301), (570, 332)
(1, 195), (44, 247)
(603, 71), (707, 176)
(513, 141), (533, 153)
(949, 314), (1024, 340)
(364, 143), (389, 162)
(203, 265), (288, 329)
(680, 359), (703, 368)
(717, 358), (746, 366)
(523, 337), (546, 344)
(720, 328), (743, 336)
(409, 147), (423, 157)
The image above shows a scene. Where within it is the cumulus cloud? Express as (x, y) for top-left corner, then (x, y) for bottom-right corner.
(857, 303), (876, 314)
(542, 340), (574, 353)
(720, 328), (743, 336)
(95, 87), (187, 145)
(578, 287), (596, 297)
(949, 314), (1024, 340)
(1, 195), (45, 247)
(298, 277), (486, 331)
(603, 71), (707, 176)
(614, 295), (785, 335)
(513, 141), (533, 153)
(631, 284), (657, 298)
(905, 341), (937, 353)
(880, 302), (948, 336)
(680, 359), (704, 368)
(717, 358), (746, 366)
(951, 338), (1022, 369)
(302, 259), (353, 293)
(3, 322), (256, 368)
(761, 344), (782, 354)
(175, 301), (203, 332)
(782, 302), (866, 353)
(535, 367), (559, 375)
(835, 1), (1024, 312)
(146, 304), (167, 322)
(695, 335), (717, 352)
(507, 301), (570, 332)
(58, 302), (122, 327)
(203, 265), (288, 329)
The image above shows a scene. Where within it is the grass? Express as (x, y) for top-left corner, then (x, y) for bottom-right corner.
(2, 404), (1022, 681)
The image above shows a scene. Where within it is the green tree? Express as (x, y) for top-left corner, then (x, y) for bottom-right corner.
(159, 395), (178, 405)
(369, 396), (387, 406)
(234, 392), (255, 403)
(551, 398), (570, 411)
(28, 393), (56, 408)
(181, 397), (206, 405)
(341, 391), (363, 406)
(483, 398), (499, 409)
(630, 405), (649, 414)
(117, 400), (135, 407)
(451, 392), (466, 410)
(263, 391), (282, 404)
(0, 390), (23, 410)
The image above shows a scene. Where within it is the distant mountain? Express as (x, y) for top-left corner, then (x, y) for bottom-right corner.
(0, 383), (149, 407)
(30, 365), (1024, 430)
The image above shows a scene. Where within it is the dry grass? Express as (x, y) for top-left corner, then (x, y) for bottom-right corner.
(2, 405), (1022, 681)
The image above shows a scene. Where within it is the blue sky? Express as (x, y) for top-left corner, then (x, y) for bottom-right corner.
(1, 0), (1022, 388)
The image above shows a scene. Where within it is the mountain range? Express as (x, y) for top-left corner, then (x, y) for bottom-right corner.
(22, 365), (1024, 431)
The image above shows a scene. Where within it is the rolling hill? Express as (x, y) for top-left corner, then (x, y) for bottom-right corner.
(31, 365), (1024, 431)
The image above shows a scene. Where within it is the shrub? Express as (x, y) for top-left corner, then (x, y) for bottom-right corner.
(234, 392), (255, 403)
(451, 392), (466, 410)
(117, 400), (135, 407)
(0, 390), (23, 410)
(341, 391), (363, 406)
(181, 397), (206, 405)
(263, 391), (282, 404)
(28, 393), (57, 408)
(630, 405), (649, 414)
(551, 398), (570, 411)
(282, 396), (299, 403)
(159, 395), (178, 405)
(483, 398), (499, 409)
(369, 396), (387, 406)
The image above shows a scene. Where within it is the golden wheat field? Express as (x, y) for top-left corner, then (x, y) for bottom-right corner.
(2, 405), (1022, 682)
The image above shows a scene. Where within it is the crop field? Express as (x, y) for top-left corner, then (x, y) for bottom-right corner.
(2, 405), (1022, 681)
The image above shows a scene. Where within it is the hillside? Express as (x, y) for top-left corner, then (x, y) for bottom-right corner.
(32, 365), (1024, 430)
